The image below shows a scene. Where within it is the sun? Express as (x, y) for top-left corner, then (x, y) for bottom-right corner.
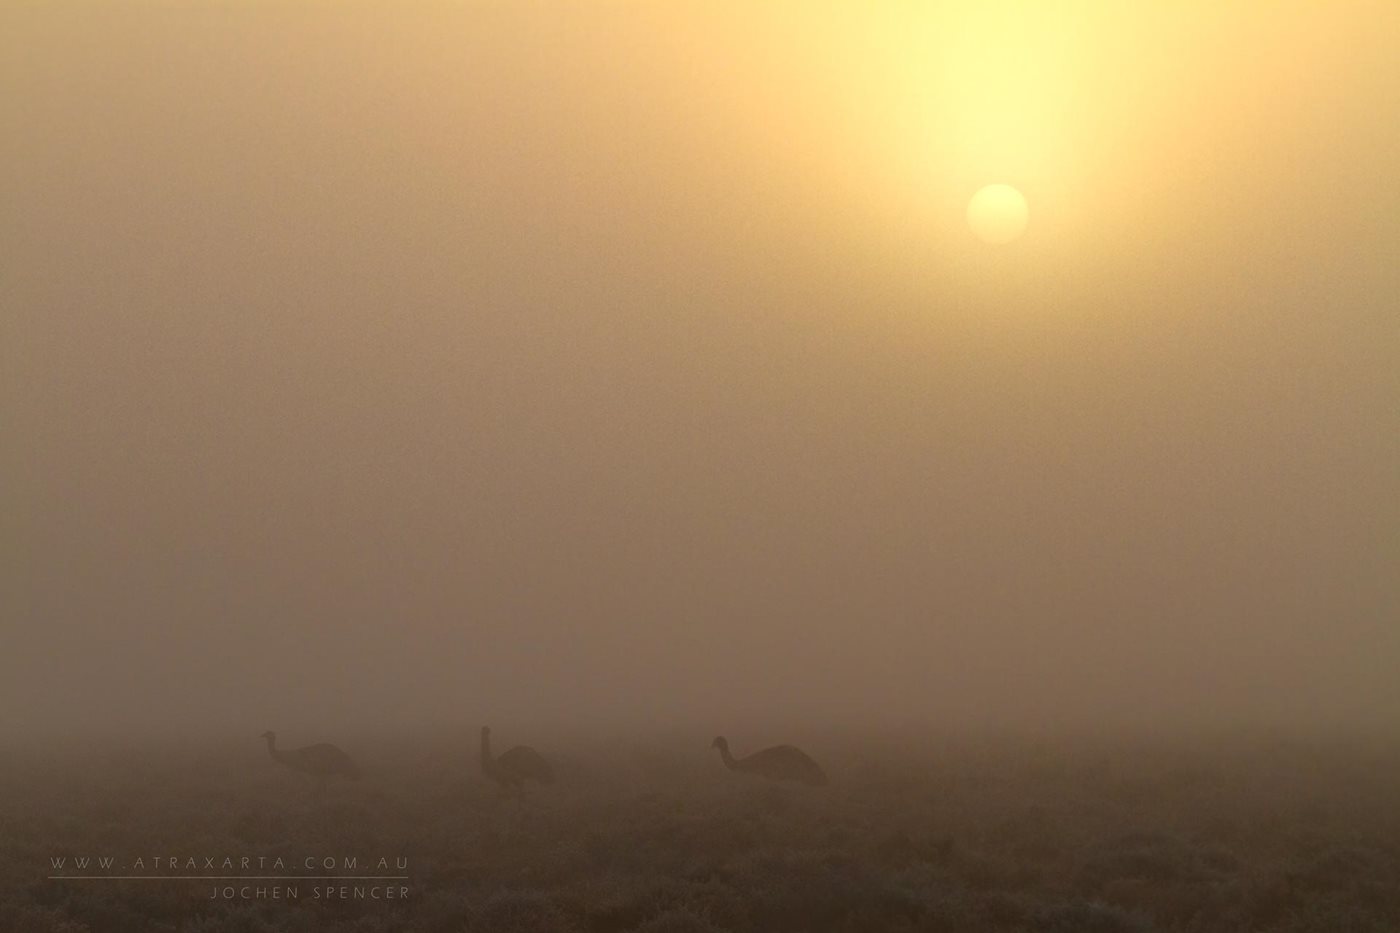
(967, 184), (1029, 244)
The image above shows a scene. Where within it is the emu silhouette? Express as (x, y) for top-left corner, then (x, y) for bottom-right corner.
(260, 731), (359, 787)
(480, 726), (554, 797)
(711, 736), (827, 786)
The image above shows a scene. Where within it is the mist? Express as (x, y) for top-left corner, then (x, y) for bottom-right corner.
(3, 3), (1396, 744)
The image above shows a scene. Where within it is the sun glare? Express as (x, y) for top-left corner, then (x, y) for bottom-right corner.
(967, 184), (1028, 244)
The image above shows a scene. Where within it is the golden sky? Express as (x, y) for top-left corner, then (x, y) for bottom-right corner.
(2, 3), (1397, 737)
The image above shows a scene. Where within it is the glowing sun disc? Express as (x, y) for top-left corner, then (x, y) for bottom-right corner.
(967, 184), (1029, 244)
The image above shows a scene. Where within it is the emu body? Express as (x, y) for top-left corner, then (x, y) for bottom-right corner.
(260, 731), (359, 786)
(480, 726), (554, 796)
(712, 736), (827, 786)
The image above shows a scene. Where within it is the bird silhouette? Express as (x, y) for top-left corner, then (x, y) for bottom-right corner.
(260, 731), (359, 788)
(480, 726), (554, 797)
(711, 736), (827, 786)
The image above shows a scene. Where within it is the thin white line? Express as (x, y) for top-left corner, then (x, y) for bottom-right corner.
(49, 876), (409, 880)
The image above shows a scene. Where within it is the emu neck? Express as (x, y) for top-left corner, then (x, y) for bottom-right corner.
(480, 732), (494, 775)
(718, 745), (737, 770)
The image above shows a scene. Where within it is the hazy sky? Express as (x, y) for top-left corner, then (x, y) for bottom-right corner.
(3, 3), (1397, 739)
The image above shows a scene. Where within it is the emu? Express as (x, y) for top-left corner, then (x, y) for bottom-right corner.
(711, 736), (827, 786)
(480, 726), (554, 797)
(260, 731), (359, 787)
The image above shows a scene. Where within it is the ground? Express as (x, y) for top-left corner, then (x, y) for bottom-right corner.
(3, 732), (1398, 932)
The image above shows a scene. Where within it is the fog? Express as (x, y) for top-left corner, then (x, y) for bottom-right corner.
(3, 4), (1396, 742)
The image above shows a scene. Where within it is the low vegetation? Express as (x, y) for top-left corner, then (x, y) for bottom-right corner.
(3, 732), (1398, 932)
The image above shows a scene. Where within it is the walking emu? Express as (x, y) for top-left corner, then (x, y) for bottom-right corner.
(480, 726), (554, 796)
(711, 736), (827, 786)
(260, 731), (360, 786)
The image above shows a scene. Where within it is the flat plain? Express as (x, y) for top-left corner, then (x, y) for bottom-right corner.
(4, 732), (1399, 932)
